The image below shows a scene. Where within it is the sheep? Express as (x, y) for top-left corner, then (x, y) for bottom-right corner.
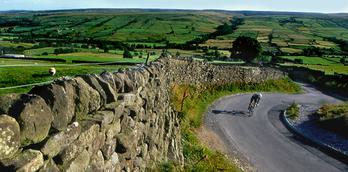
(49, 67), (56, 76)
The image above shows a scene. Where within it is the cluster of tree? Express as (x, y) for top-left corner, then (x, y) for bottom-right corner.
(123, 49), (133, 58)
(279, 17), (304, 26)
(325, 37), (348, 54)
(129, 44), (153, 49)
(303, 47), (324, 56)
(230, 36), (262, 63)
(0, 17), (40, 27)
(200, 49), (229, 61)
(185, 17), (244, 46)
(0, 47), (24, 54)
(340, 57), (348, 64)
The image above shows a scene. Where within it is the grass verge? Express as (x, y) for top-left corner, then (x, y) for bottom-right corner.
(169, 77), (301, 171)
(0, 65), (127, 95)
(316, 102), (348, 138)
(286, 103), (300, 120)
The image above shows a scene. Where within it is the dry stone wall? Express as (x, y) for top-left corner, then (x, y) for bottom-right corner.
(0, 56), (285, 172)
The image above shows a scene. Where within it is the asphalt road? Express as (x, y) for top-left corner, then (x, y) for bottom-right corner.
(205, 84), (348, 172)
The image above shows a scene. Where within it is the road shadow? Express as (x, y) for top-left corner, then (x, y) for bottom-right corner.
(212, 109), (250, 117)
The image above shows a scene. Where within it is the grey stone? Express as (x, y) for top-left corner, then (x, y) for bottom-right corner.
(12, 149), (44, 172)
(74, 77), (101, 118)
(115, 73), (135, 93)
(16, 95), (53, 146)
(60, 123), (100, 163)
(39, 159), (59, 172)
(86, 150), (104, 172)
(118, 93), (137, 106)
(92, 111), (115, 130)
(105, 119), (121, 142)
(41, 122), (81, 157)
(101, 138), (116, 160)
(29, 82), (75, 131)
(65, 149), (90, 172)
(81, 74), (117, 105)
(0, 115), (20, 161)
(0, 94), (21, 115)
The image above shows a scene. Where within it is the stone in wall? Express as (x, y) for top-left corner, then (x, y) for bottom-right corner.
(74, 77), (101, 119)
(0, 115), (20, 161)
(41, 122), (81, 158)
(0, 94), (22, 115)
(3, 149), (44, 172)
(29, 79), (77, 131)
(10, 95), (53, 146)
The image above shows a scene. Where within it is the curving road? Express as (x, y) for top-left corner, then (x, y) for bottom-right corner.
(205, 84), (348, 172)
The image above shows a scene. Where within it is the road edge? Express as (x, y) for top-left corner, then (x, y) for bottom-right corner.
(281, 110), (348, 164)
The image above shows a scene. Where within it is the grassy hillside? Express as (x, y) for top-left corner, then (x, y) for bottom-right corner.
(0, 9), (348, 93)
(0, 10), (231, 44)
(1, 10), (348, 52)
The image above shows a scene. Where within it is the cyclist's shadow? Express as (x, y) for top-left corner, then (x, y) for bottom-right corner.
(211, 109), (250, 117)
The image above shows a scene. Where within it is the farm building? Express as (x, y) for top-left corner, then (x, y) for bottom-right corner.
(1, 54), (26, 58)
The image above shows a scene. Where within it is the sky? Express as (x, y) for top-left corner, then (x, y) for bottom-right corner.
(0, 0), (347, 13)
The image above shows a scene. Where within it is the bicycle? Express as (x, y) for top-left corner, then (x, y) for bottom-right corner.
(248, 101), (257, 116)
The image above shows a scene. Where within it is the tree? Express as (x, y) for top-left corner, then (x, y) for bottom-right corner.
(230, 36), (262, 63)
(123, 49), (133, 58)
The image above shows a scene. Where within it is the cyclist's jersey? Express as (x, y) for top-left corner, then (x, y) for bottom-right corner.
(251, 94), (261, 102)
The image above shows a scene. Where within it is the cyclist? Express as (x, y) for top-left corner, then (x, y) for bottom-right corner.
(249, 93), (262, 109)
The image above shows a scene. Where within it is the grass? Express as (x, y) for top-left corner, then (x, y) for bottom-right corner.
(218, 15), (345, 52)
(316, 102), (348, 138)
(1, 10), (348, 51)
(279, 55), (348, 75)
(286, 103), (300, 120)
(31, 52), (158, 63)
(170, 78), (301, 171)
(0, 58), (62, 65)
(0, 64), (126, 95)
(0, 41), (34, 48)
(279, 56), (342, 65)
(1, 11), (231, 44)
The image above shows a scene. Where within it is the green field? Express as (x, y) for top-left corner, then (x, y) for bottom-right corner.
(1, 9), (348, 94)
(217, 15), (347, 52)
(286, 64), (348, 75)
(280, 56), (342, 65)
(0, 10), (231, 44)
(0, 60), (127, 94)
(1, 10), (348, 52)
(279, 55), (348, 74)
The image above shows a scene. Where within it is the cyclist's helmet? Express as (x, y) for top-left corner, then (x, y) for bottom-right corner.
(257, 93), (262, 98)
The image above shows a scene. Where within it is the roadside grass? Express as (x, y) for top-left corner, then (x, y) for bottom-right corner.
(316, 102), (348, 138)
(170, 78), (301, 171)
(286, 102), (300, 120)
(0, 65), (126, 95)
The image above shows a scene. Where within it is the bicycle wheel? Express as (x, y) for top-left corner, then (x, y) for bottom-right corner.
(248, 106), (253, 116)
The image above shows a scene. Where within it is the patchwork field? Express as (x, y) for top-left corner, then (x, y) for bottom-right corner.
(1, 9), (348, 94)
